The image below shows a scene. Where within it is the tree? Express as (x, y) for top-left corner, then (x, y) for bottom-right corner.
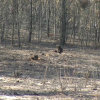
(60, 0), (66, 45)
(12, 0), (17, 45)
(98, 0), (100, 42)
(46, 0), (50, 37)
(28, 0), (32, 43)
(16, 0), (20, 47)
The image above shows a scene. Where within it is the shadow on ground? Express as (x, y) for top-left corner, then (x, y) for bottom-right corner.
(0, 88), (96, 100)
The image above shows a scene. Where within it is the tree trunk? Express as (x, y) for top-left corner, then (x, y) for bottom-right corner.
(38, 0), (42, 43)
(60, 0), (66, 45)
(98, 1), (100, 42)
(29, 0), (32, 43)
(1, 22), (5, 44)
(16, 0), (20, 47)
(46, 0), (50, 37)
(12, 0), (17, 45)
(53, 0), (56, 39)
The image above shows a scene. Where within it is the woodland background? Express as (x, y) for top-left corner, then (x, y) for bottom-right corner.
(0, 0), (100, 48)
(0, 0), (100, 100)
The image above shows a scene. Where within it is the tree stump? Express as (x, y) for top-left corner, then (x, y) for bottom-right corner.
(31, 55), (38, 60)
(56, 45), (63, 54)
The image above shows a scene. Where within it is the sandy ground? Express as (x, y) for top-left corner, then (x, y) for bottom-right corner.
(0, 43), (100, 100)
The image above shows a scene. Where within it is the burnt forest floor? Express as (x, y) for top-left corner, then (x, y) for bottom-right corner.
(0, 40), (100, 100)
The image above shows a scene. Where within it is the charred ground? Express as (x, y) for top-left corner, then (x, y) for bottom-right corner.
(0, 43), (100, 100)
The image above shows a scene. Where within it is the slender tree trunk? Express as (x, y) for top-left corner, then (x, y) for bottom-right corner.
(38, 0), (42, 43)
(98, 1), (100, 42)
(54, 0), (56, 39)
(12, 0), (17, 45)
(73, 11), (76, 44)
(60, 0), (66, 45)
(46, 0), (50, 37)
(16, 0), (20, 47)
(12, 19), (14, 45)
(29, 0), (32, 43)
(1, 22), (5, 44)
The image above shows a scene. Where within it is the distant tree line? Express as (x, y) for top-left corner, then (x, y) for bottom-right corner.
(0, 0), (100, 48)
